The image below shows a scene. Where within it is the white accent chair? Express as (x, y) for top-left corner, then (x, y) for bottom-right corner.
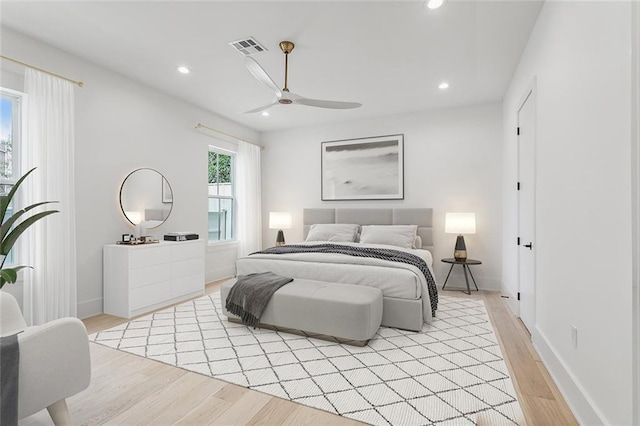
(0, 291), (91, 425)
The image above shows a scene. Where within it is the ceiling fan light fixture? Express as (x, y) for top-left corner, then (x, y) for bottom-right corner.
(426, 0), (445, 10)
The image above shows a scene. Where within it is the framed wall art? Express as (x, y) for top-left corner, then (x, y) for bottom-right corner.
(321, 134), (404, 201)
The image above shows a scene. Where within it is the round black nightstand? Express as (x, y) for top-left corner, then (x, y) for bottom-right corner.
(440, 258), (482, 295)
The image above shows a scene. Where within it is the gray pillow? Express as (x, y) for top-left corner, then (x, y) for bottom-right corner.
(360, 225), (418, 249)
(306, 224), (360, 242)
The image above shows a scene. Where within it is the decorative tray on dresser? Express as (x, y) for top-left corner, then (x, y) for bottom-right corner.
(103, 239), (205, 318)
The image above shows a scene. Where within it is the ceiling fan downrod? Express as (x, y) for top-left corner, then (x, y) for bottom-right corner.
(279, 41), (294, 97)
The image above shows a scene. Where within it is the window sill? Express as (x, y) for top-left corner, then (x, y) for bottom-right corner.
(207, 240), (238, 252)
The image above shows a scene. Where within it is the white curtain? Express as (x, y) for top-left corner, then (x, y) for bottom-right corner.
(20, 69), (77, 325)
(236, 140), (262, 257)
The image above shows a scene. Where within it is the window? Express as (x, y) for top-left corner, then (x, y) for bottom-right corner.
(0, 89), (21, 194)
(0, 88), (24, 265)
(208, 149), (234, 243)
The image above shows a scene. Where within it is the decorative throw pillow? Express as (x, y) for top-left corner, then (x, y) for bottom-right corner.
(413, 235), (423, 249)
(359, 225), (418, 249)
(305, 224), (360, 242)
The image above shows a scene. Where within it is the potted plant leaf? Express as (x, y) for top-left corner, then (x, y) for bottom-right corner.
(0, 167), (58, 289)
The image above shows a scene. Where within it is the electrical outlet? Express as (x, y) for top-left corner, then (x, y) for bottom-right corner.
(571, 326), (578, 348)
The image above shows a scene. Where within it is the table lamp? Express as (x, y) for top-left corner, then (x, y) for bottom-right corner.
(445, 212), (476, 261)
(269, 212), (292, 247)
(125, 211), (145, 238)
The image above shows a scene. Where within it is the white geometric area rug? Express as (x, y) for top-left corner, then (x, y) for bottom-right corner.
(90, 294), (525, 425)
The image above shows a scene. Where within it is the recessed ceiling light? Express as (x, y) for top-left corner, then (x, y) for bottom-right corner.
(177, 66), (191, 74)
(426, 0), (445, 9)
(261, 111), (270, 117)
(439, 82), (450, 89)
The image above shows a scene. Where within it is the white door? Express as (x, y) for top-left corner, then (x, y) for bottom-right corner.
(518, 88), (536, 333)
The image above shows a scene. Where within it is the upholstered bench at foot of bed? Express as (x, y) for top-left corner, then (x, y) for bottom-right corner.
(220, 278), (383, 342)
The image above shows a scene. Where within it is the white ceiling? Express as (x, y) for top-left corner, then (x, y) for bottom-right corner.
(0, 1), (543, 133)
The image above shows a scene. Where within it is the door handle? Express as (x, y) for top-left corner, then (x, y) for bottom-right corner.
(523, 243), (533, 249)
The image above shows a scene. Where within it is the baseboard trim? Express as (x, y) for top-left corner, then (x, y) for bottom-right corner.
(502, 287), (519, 317)
(206, 267), (235, 284)
(77, 297), (103, 319)
(532, 327), (606, 425)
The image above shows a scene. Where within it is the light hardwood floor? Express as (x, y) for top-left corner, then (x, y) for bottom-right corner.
(21, 282), (577, 425)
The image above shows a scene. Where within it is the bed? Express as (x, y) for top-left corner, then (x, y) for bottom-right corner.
(235, 208), (436, 330)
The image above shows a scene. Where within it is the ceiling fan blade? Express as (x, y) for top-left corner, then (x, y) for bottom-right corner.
(244, 56), (282, 97)
(294, 97), (362, 109)
(243, 101), (278, 114)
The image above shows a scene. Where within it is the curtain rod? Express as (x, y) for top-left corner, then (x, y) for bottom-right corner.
(0, 55), (84, 87)
(195, 123), (263, 149)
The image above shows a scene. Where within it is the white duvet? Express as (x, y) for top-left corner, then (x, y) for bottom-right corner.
(236, 241), (436, 323)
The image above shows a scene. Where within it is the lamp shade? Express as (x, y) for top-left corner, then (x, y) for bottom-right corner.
(125, 211), (142, 225)
(445, 212), (476, 234)
(269, 212), (292, 230)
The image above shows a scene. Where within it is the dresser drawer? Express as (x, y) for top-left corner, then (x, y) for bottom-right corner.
(171, 257), (204, 279)
(130, 246), (171, 269)
(170, 241), (203, 262)
(104, 241), (205, 319)
(131, 280), (171, 310)
(130, 264), (171, 289)
(171, 273), (204, 297)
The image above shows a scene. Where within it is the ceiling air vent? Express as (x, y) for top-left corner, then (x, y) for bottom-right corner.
(228, 37), (267, 56)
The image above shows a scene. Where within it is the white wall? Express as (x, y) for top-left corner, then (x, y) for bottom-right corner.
(261, 103), (503, 290)
(0, 28), (258, 317)
(633, 3), (640, 424)
(502, 2), (633, 424)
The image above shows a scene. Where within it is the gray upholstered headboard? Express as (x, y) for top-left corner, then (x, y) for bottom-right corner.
(303, 208), (434, 251)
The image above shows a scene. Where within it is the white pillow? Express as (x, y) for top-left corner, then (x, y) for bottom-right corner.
(359, 225), (418, 249)
(413, 235), (423, 249)
(306, 224), (359, 242)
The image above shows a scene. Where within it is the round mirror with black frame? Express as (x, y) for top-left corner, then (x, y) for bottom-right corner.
(120, 168), (173, 233)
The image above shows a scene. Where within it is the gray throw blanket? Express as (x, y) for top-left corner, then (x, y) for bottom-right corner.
(1, 333), (20, 426)
(225, 272), (293, 327)
(252, 244), (438, 316)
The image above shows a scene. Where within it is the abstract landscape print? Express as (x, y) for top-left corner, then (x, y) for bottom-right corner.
(322, 134), (404, 201)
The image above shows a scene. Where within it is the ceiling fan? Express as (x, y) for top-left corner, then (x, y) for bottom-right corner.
(244, 41), (362, 113)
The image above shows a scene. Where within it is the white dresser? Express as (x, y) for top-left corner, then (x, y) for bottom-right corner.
(103, 240), (205, 318)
